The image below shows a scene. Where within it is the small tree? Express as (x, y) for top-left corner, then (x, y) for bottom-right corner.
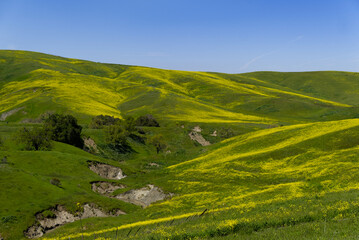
(149, 134), (167, 154)
(104, 124), (132, 153)
(16, 127), (52, 150)
(44, 114), (84, 148)
(104, 124), (128, 146)
(124, 116), (136, 132)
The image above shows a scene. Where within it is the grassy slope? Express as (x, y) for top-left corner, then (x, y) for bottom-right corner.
(0, 124), (141, 239)
(2, 50), (359, 125)
(41, 118), (359, 239)
(1, 50), (359, 239)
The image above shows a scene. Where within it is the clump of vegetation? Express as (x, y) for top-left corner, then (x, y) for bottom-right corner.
(44, 113), (84, 148)
(149, 134), (167, 154)
(123, 116), (137, 132)
(1, 215), (17, 224)
(104, 124), (132, 153)
(16, 127), (52, 151)
(40, 210), (56, 219)
(136, 114), (160, 127)
(50, 178), (62, 188)
(89, 115), (121, 129)
(90, 114), (158, 129)
(1, 156), (7, 164)
(218, 127), (235, 138)
(104, 125), (128, 146)
(92, 115), (147, 153)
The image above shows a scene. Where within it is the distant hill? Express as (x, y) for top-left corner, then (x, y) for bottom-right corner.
(1, 50), (358, 125)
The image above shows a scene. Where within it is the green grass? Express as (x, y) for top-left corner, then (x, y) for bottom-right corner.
(1, 50), (359, 239)
(35, 118), (359, 240)
(2, 50), (359, 125)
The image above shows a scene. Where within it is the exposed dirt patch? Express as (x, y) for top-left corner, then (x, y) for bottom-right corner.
(115, 184), (173, 208)
(0, 107), (24, 121)
(193, 126), (202, 132)
(188, 126), (211, 146)
(189, 131), (211, 146)
(88, 161), (126, 180)
(24, 204), (125, 239)
(148, 162), (160, 167)
(210, 130), (217, 136)
(91, 181), (126, 196)
(83, 137), (99, 153)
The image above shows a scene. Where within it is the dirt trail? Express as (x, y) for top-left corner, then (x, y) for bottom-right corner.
(0, 107), (24, 121)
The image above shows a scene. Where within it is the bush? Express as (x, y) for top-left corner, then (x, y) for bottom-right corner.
(218, 128), (235, 138)
(136, 114), (160, 127)
(50, 178), (61, 187)
(104, 124), (132, 153)
(1, 215), (17, 223)
(89, 115), (121, 129)
(124, 116), (136, 132)
(104, 124), (128, 146)
(16, 127), (52, 151)
(44, 113), (84, 148)
(41, 210), (56, 219)
(149, 134), (167, 154)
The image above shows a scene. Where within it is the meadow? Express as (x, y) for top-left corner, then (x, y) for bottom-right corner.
(1, 50), (359, 239)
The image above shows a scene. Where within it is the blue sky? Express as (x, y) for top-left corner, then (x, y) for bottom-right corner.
(0, 0), (359, 73)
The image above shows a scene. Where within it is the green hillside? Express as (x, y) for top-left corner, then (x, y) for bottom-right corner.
(1, 50), (359, 240)
(2, 50), (359, 125)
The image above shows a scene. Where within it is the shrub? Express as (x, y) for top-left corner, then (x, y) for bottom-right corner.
(218, 128), (235, 138)
(16, 127), (52, 151)
(104, 124), (132, 153)
(1, 215), (17, 223)
(124, 115), (136, 132)
(136, 114), (160, 127)
(44, 113), (84, 148)
(149, 134), (167, 154)
(50, 178), (61, 187)
(104, 124), (128, 146)
(89, 115), (121, 129)
(90, 114), (139, 131)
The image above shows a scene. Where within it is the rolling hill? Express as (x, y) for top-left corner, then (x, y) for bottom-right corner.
(1, 50), (359, 240)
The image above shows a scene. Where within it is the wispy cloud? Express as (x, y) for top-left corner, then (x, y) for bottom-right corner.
(239, 35), (304, 71)
(239, 51), (275, 71)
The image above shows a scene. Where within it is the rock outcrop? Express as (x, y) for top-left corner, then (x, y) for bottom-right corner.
(115, 184), (173, 208)
(25, 204), (125, 239)
(88, 162), (126, 179)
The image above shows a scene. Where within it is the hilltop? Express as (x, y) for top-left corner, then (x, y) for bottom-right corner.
(1, 50), (359, 240)
(1, 50), (359, 125)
